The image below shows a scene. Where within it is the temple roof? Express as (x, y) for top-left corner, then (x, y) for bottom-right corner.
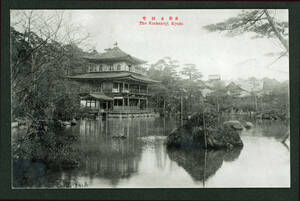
(67, 72), (160, 84)
(81, 93), (113, 101)
(83, 47), (146, 64)
(225, 82), (247, 92)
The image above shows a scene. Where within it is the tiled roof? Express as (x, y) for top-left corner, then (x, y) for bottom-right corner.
(82, 93), (113, 101)
(83, 47), (146, 64)
(225, 82), (247, 92)
(67, 72), (160, 84)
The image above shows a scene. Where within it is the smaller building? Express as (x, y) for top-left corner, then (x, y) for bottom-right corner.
(208, 74), (221, 81)
(225, 82), (250, 97)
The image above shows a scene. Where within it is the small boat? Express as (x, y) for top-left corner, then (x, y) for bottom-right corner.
(112, 135), (127, 139)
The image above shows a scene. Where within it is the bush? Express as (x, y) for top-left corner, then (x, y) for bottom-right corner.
(13, 121), (81, 170)
(53, 94), (79, 121)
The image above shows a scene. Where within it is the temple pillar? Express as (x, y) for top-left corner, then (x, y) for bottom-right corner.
(139, 85), (140, 93)
(138, 99), (141, 109)
(146, 98), (148, 109)
(122, 98), (125, 110)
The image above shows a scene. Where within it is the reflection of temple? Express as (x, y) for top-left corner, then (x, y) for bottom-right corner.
(167, 148), (242, 183)
(76, 119), (142, 186)
(67, 117), (175, 187)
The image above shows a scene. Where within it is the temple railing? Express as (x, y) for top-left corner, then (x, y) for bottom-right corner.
(112, 106), (154, 111)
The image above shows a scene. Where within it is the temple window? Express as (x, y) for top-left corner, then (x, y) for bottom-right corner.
(99, 65), (103, 71)
(86, 100), (91, 107)
(117, 64), (121, 71)
(89, 100), (96, 108)
(112, 82), (120, 92)
(124, 83), (129, 92)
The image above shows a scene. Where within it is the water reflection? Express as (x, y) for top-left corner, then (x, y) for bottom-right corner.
(167, 148), (242, 184)
(253, 120), (289, 139)
(62, 118), (178, 187)
(13, 117), (290, 188)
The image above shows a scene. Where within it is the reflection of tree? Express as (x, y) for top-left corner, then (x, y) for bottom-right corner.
(255, 120), (289, 140)
(74, 119), (146, 186)
(167, 148), (242, 182)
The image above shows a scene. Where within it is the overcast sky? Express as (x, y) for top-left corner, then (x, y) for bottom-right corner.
(12, 9), (289, 81)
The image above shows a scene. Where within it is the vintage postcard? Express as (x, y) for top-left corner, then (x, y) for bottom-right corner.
(10, 8), (291, 190)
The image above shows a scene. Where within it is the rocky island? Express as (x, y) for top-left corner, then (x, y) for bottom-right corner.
(166, 112), (246, 150)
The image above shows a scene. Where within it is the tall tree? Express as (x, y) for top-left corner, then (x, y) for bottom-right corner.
(11, 10), (89, 121)
(203, 9), (288, 53)
(181, 64), (202, 81)
(147, 57), (183, 114)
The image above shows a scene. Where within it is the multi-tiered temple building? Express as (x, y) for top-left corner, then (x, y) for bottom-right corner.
(68, 45), (159, 117)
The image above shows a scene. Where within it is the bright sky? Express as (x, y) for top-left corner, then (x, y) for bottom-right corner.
(12, 9), (289, 81)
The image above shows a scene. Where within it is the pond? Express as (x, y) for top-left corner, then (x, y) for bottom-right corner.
(13, 117), (290, 188)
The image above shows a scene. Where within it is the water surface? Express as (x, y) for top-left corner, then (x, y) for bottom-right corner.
(13, 117), (290, 188)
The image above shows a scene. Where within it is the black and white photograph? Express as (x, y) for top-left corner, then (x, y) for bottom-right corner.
(10, 9), (290, 188)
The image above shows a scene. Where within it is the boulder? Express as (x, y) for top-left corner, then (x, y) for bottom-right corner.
(240, 120), (254, 129)
(71, 119), (77, 126)
(62, 121), (71, 127)
(223, 120), (244, 130)
(166, 112), (244, 150)
(166, 133), (182, 148)
(166, 124), (243, 150)
(206, 127), (243, 149)
(244, 121), (254, 129)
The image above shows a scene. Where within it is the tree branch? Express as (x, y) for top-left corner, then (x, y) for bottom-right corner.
(263, 9), (289, 52)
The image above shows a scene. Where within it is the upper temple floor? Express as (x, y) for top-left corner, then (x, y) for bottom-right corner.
(67, 45), (160, 84)
(86, 61), (146, 75)
(83, 45), (147, 75)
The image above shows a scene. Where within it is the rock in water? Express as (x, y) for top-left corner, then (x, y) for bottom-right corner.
(240, 121), (254, 129)
(206, 127), (243, 149)
(71, 119), (77, 126)
(166, 113), (244, 150)
(63, 121), (71, 126)
(223, 120), (244, 130)
(166, 133), (182, 148)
